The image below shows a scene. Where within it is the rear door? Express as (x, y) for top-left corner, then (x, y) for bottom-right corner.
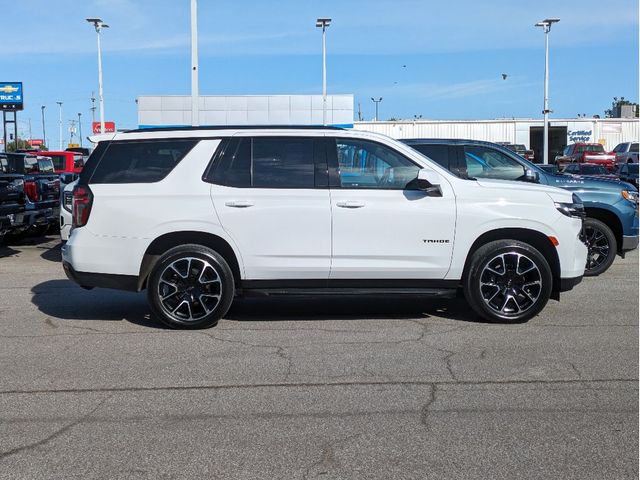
(328, 136), (456, 279)
(208, 135), (332, 280)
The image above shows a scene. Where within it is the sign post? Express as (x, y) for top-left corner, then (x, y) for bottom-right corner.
(0, 82), (23, 152)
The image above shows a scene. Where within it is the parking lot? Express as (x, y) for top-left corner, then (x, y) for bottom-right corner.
(0, 235), (637, 479)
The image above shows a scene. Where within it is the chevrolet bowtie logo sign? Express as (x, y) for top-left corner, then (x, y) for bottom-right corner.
(0, 85), (19, 93)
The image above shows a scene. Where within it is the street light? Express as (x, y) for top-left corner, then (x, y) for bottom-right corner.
(535, 17), (560, 165)
(56, 101), (63, 150)
(316, 17), (331, 125)
(191, 0), (199, 127)
(86, 17), (109, 134)
(371, 97), (383, 121)
(40, 105), (46, 148)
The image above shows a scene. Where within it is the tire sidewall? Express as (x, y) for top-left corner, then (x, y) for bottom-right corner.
(147, 245), (235, 329)
(582, 218), (616, 277)
(464, 240), (553, 323)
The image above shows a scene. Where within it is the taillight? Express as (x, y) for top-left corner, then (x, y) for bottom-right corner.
(72, 185), (93, 228)
(24, 180), (40, 202)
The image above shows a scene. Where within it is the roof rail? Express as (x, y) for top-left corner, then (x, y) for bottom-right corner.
(124, 125), (345, 133)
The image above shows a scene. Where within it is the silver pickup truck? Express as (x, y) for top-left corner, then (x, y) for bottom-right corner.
(612, 142), (639, 165)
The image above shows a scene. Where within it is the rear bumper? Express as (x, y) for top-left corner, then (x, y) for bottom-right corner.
(62, 260), (139, 291)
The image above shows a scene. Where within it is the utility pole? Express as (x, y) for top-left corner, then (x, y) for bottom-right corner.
(191, 0), (199, 126)
(56, 101), (63, 150)
(90, 92), (96, 123)
(78, 113), (83, 147)
(535, 18), (560, 165)
(357, 102), (362, 121)
(41, 106), (46, 148)
(86, 18), (109, 133)
(69, 119), (77, 145)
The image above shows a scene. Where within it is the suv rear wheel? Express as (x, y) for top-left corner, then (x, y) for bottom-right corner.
(147, 244), (235, 329)
(464, 240), (553, 323)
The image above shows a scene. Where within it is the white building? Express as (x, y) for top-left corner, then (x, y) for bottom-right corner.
(354, 118), (639, 161)
(137, 94), (354, 128)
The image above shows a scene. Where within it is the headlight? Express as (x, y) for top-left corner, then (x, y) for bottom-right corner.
(621, 190), (638, 204)
(555, 194), (585, 218)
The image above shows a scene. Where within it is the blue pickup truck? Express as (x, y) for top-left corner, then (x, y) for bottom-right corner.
(402, 139), (639, 276)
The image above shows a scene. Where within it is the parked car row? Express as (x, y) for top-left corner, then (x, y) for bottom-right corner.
(0, 153), (61, 241)
(60, 126), (636, 329)
(554, 142), (639, 171)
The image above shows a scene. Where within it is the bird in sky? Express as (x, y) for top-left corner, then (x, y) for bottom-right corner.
(501, 73), (508, 80)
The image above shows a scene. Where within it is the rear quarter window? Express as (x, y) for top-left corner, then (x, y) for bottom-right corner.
(88, 140), (198, 184)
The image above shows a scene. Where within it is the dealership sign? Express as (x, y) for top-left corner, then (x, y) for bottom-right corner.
(92, 121), (116, 134)
(0, 82), (23, 111)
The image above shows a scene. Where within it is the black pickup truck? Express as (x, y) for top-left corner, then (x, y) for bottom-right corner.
(0, 169), (25, 241)
(0, 153), (60, 237)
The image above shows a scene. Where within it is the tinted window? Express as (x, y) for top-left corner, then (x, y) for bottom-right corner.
(464, 146), (526, 181)
(37, 158), (54, 173)
(630, 143), (639, 153)
(213, 138), (251, 187)
(575, 144), (605, 153)
(252, 138), (315, 188)
(44, 154), (65, 170)
(564, 164), (577, 173)
(335, 139), (420, 189)
(411, 144), (450, 169)
(73, 154), (84, 170)
(620, 165), (628, 175)
(89, 140), (197, 184)
(211, 137), (317, 188)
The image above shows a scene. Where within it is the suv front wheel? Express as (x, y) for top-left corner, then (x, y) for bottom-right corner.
(147, 244), (235, 329)
(463, 240), (553, 323)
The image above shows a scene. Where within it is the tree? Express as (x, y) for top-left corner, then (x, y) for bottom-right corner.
(605, 96), (639, 118)
(4, 139), (48, 152)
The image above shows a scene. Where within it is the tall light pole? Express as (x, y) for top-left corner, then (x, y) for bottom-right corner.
(56, 101), (63, 150)
(40, 105), (46, 148)
(86, 18), (109, 134)
(316, 17), (331, 126)
(371, 97), (382, 121)
(78, 113), (83, 147)
(191, 0), (199, 126)
(535, 18), (559, 165)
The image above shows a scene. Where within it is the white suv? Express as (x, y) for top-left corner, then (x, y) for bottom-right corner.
(62, 127), (587, 328)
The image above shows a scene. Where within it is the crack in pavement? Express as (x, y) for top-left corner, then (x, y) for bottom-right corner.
(0, 392), (113, 461)
(302, 433), (362, 479)
(420, 384), (437, 430)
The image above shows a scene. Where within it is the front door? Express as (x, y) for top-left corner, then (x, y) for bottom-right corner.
(328, 137), (456, 280)
(209, 135), (331, 280)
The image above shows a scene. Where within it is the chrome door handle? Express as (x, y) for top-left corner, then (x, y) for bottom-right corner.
(225, 200), (254, 208)
(336, 201), (365, 208)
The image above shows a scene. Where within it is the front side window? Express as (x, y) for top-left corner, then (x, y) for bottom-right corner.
(411, 144), (450, 169)
(464, 146), (526, 181)
(211, 137), (318, 189)
(334, 138), (420, 189)
(89, 140), (197, 184)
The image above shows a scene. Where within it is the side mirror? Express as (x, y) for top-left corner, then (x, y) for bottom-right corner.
(408, 169), (443, 197)
(524, 169), (539, 183)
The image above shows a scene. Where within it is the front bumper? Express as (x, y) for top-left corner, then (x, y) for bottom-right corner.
(622, 235), (639, 252)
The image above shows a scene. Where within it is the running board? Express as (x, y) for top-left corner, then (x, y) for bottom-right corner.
(241, 288), (457, 298)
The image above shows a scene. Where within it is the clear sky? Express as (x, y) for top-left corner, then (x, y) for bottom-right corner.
(1, 0), (638, 144)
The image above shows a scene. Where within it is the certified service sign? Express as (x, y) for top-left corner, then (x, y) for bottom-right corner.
(0, 82), (23, 111)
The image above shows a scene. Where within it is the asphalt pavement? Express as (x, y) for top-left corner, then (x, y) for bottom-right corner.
(0, 236), (637, 480)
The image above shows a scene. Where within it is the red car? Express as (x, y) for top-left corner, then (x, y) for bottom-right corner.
(36, 151), (84, 173)
(555, 143), (616, 171)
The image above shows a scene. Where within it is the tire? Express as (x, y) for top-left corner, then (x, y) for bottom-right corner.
(147, 244), (235, 329)
(580, 218), (617, 277)
(463, 240), (553, 323)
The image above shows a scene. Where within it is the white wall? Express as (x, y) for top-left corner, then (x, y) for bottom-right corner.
(138, 95), (354, 127)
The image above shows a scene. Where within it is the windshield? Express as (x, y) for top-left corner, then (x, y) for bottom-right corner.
(581, 165), (607, 175)
(576, 144), (605, 153)
(37, 158), (54, 173)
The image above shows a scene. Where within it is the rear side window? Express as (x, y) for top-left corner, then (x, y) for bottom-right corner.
(411, 144), (450, 169)
(89, 140), (197, 184)
(630, 143), (639, 153)
(210, 137), (319, 189)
